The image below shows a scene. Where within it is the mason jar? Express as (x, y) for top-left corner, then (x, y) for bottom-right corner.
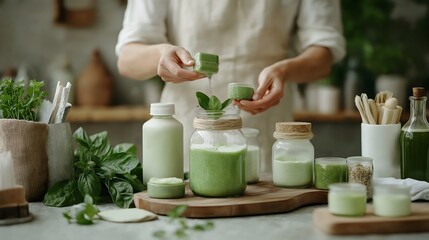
(189, 106), (247, 197)
(272, 122), (314, 188)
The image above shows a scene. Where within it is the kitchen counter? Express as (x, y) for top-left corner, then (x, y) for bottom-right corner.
(1, 202), (428, 240)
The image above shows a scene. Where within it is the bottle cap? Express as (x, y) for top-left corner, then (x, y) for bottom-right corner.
(273, 122), (313, 139)
(150, 103), (175, 115)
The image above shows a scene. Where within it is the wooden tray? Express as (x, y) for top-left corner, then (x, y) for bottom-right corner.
(134, 179), (327, 218)
(313, 203), (429, 235)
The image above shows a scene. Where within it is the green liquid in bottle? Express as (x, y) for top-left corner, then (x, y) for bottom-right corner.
(400, 130), (429, 181)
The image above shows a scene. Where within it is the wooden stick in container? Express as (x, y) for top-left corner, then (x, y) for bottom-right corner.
(381, 97), (398, 124)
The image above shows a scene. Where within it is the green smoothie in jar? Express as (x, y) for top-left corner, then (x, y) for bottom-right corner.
(190, 144), (246, 197)
(315, 157), (348, 189)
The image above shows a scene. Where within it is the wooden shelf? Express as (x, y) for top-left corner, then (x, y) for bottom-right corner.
(293, 111), (361, 123)
(67, 105), (150, 123)
(66, 107), (426, 124)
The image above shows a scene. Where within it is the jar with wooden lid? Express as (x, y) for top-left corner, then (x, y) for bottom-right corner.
(189, 106), (247, 197)
(272, 122), (314, 188)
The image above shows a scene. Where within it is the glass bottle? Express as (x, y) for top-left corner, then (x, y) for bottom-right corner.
(189, 106), (247, 197)
(272, 122), (314, 188)
(400, 87), (429, 181)
(241, 128), (261, 184)
(142, 103), (183, 185)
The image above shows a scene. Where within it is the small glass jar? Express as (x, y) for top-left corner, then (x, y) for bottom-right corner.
(189, 106), (247, 197)
(241, 128), (261, 184)
(272, 122), (314, 188)
(347, 156), (373, 198)
(315, 157), (347, 190)
(373, 184), (411, 217)
(328, 183), (367, 216)
(228, 83), (254, 100)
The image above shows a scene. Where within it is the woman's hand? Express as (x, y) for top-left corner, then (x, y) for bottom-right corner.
(157, 45), (205, 83)
(234, 62), (287, 114)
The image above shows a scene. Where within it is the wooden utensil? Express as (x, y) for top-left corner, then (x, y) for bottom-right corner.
(361, 94), (376, 124)
(355, 95), (368, 124)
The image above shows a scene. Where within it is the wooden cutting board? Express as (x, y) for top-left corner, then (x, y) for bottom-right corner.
(134, 179), (327, 218)
(313, 203), (429, 235)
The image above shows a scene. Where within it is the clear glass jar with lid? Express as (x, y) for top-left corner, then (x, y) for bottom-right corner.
(347, 156), (373, 198)
(272, 122), (314, 188)
(241, 128), (261, 184)
(189, 106), (247, 197)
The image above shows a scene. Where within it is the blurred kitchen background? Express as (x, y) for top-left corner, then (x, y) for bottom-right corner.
(0, 0), (428, 160)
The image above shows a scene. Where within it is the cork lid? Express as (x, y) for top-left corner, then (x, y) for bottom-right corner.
(273, 122), (313, 139)
(413, 87), (426, 98)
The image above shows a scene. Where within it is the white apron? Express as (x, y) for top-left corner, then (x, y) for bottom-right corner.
(116, 0), (345, 173)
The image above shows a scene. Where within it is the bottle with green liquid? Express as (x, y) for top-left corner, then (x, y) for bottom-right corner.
(400, 87), (429, 181)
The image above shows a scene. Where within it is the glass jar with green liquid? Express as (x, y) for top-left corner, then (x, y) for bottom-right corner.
(400, 87), (429, 181)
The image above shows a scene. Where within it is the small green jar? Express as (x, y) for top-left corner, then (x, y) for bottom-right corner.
(228, 83), (254, 100)
(328, 183), (367, 217)
(315, 157), (348, 189)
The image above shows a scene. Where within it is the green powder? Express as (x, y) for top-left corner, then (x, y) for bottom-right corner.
(315, 163), (347, 189)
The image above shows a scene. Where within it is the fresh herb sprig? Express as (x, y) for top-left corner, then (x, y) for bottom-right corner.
(153, 205), (215, 239)
(63, 195), (99, 225)
(44, 127), (145, 208)
(196, 91), (231, 111)
(0, 78), (47, 121)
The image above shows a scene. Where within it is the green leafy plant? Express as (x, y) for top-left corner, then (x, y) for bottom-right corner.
(0, 78), (47, 121)
(44, 127), (145, 208)
(63, 195), (99, 225)
(196, 91), (231, 111)
(153, 205), (214, 239)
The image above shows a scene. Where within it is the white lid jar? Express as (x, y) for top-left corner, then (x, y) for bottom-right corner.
(241, 128), (261, 184)
(373, 184), (411, 217)
(272, 122), (314, 188)
(328, 183), (367, 217)
(189, 106), (247, 197)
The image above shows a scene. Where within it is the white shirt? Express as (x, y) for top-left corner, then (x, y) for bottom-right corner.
(116, 0), (345, 173)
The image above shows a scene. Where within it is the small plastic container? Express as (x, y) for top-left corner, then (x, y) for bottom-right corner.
(315, 157), (347, 190)
(241, 128), (261, 184)
(228, 83), (254, 100)
(147, 177), (185, 199)
(373, 184), (411, 217)
(347, 156), (373, 198)
(328, 183), (367, 217)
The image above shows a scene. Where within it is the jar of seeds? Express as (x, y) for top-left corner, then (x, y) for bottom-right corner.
(346, 156), (373, 198)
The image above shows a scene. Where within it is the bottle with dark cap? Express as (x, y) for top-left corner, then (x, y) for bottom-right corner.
(400, 87), (429, 181)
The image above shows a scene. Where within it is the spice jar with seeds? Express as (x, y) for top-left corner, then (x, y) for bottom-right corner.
(346, 156), (373, 198)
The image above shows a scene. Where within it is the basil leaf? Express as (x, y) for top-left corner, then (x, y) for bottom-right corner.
(113, 143), (137, 155)
(100, 152), (139, 174)
(196, 91), (210, 110)
(208, 95), (222, 110)
(106, 179), (134, 208)
(73, 127), (91, 149)
(78, 172), (101, 198)
(221, 98), (232, 110)
(90, 131), (111, 157)
(122, 173), (146, 192)
(75, 210), (93, 225)
(43, 180), (83, 207)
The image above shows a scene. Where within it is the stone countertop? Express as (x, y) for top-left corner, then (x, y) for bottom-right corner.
(1, 203), (429, 240)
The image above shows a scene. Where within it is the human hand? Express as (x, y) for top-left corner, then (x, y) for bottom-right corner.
(157, 45), (205, 83)
(234, 63), (286, 114)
